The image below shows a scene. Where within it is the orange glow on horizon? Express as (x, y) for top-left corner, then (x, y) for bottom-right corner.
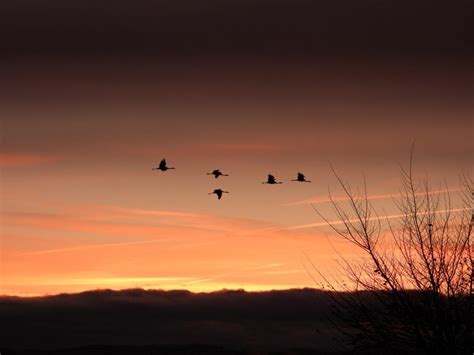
(1, 203), (366, 296)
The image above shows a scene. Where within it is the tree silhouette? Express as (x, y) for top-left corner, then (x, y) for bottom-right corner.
(311, 153), (473, 354)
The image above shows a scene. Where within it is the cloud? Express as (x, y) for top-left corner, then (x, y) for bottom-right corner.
(182, 263), (286, 287)
(3, 207), (269, 237)
(27, 276), (198, 286)
(284, 188), (461, 207)
(0, 153), (58, 167)
(98, 205), (277, 235)
(286, 207), (470, 230)
(1, 0), (470, 59)
(106, 206), (200, 219)
(201, 143), (284, 153)
(3, 205), (280, 259)
(263, 269), (304, 275)
(2, 212), (197, 239)
(17, 238), (174, 256)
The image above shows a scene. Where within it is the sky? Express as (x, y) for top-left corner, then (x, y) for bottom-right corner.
(0, 0), (473, 296)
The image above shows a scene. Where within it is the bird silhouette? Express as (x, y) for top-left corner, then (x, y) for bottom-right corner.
(152, 159), (175, 171)
(207, 169), (229, 179)
(292, 172), (311, 183)
(262, 174), (282, 184)
(208, 189), (229, 200)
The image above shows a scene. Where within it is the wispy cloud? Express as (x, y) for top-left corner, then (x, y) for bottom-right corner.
(286, 207), (470, 230)
(0, 153), (58, 167)
(4, 208), (265, 235)
(107, 207), (200, 219)
(97, 206), (275, 235)
(3, 205), (279, 257)
(202, 143), (283, 153)
(17, 238), (173, 256)
(182, 263), (286, 286)
(284, 188), (461, 207)
(3, 212), (197, 238)
(27, 276), (197, 286)
(262, 269), (304, 275)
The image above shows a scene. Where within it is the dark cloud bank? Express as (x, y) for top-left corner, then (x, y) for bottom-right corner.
(1, 0), (472, 59)
(0, 288), (388, 354)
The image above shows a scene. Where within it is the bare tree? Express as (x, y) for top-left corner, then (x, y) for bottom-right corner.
(310, 154), (473, 354)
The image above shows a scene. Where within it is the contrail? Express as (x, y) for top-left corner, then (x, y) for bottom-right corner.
(284, 188), (461, 207)
(17, 238), (173, 256)
(106, 206), (201, 218)
(181, 263), (285, 286)
(286, 207), (470, 230)
(29, 276), (197, 286)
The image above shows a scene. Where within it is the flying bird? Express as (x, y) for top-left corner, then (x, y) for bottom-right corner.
(207, 169), (229, 179)
(292, 172), (311, 183)
(208, 189), (229, 200)
(152, 159), (175, 171)
(262, 174), (282, 184)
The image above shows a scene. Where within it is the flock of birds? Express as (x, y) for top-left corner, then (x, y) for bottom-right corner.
(153, 158), (311, 200)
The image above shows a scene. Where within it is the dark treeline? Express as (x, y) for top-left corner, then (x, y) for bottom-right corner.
(0, 288), (442, 354)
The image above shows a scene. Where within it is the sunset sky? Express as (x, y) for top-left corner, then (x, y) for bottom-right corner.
(1, 0), (472, 296)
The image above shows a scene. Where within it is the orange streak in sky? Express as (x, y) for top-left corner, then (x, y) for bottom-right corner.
(286, 207), (470, 230)
(0, 153), (58, 167)
(284, 188), (461, 206)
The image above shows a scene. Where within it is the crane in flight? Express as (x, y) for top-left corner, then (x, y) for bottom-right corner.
(207, 169), (229, 179)
(208, 189), (229, 200)
(262, 174), (283, 184)
(152, 159), (175, 171)
(292, 172), (311, 183)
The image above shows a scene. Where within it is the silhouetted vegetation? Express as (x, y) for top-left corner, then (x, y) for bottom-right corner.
(0, 289), (337, 352)
(312, 153), (473, 354)
(1, 288), (452, 353)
